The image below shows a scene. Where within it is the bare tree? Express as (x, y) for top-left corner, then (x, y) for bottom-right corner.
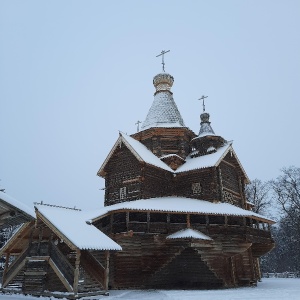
(271, 166), (300, 222)
(270, 166), (300, 272)
(245, 179), (271, 214)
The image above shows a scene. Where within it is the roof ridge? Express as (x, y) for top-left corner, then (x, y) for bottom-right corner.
(34, 202), (81, 211)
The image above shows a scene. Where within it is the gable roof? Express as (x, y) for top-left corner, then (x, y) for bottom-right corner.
(89, 197), (275, 224)
(167, 228), (212, 240)
(175, 143), (232, 173)
(0, 222), (33, 255)
(98, 133), (249, 182)
(35, 205), (122, 251)
(174, 143), (250, 182)
(97, 133), (173, 176)
(0, 191), (35, 229)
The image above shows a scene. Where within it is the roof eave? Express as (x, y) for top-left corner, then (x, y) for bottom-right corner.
(0, 221), (34, 256)
(36, 208), (78, 251)
(97, 133), (145, 178)
(91, 206), (275, 225)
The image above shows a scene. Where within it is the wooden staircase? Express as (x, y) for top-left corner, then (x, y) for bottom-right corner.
(147, 247), (224, 289)
(78, 250), (105, 293)
(23, 258), (48, 293)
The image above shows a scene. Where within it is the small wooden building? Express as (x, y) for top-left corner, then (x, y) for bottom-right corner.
(0, 193), (121, 298)
(92, 71), (275, 289)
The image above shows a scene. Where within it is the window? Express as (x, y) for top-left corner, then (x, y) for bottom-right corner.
(120, 187), (126, 200)
(223, 190), (234, 204)
(192, 182), (202, 194)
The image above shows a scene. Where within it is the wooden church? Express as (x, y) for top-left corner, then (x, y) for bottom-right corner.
(91, 69), (275, 289)
(0, 63), (275, 297)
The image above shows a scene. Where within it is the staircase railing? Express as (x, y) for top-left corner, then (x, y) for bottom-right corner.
(49, 241), (74, 286)
(80, 250), (105, 287)
(2, 247), (29, 287)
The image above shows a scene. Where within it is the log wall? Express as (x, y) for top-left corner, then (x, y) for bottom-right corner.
(104, 146), (142, 206)
(131, 127), (196, 159)
(107, 229), (267, 289)
(175, 168), (219, 201)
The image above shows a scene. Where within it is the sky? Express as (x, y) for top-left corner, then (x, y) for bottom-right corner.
(0, 1), (299, 210)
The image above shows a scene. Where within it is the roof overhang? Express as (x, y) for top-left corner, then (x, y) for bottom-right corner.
(90, 197), (275, 225)
(97, 133), (173, 177)
(0, 192), (35, 229)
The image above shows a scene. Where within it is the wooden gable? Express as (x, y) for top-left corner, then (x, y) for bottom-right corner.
(0, 192), (35, 230)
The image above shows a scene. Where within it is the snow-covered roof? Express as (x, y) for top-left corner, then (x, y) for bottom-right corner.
(167, 228), (212, 240)
(175, 143), (232, 173)
(160, 153), (185, 161)
(207, 146), (216, 152)
(90, 197), (274, 224)
(0, 191), (35, 219)
(198, 121), (215, 137)
(98, 133), (173, 176)
(35, 205), (122, 251)
(141, 90), (185, 130)
(98, 132), (249, 183)
(0, 223), (31, 255)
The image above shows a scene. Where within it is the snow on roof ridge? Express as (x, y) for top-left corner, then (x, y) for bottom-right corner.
(34, 202), (81, 211)
(121, 133), (174, 172)
(175, 143), (232, 173)
(141, 122), (185, 131)
(167, 228), (212, 240)
(191, 132), (216, 141)
(97, 132), (174, 176)
(207, 146), (216, 152)
(160, 153), (185, 160)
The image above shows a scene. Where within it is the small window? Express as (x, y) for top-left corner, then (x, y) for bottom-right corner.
(170, 214), (186, 223)
(192, 182), (202, 194)
(129, 212), (147, 222)
(150, 213), (166, 222)
(120, 187), (126, 200)
(223, 190), (234, 204)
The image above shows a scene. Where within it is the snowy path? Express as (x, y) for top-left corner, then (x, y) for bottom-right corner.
(0, 279), (299, 300)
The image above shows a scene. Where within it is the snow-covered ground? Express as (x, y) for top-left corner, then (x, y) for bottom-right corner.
(0, 279), (299, 300)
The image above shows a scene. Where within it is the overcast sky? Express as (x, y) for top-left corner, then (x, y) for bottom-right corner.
(1, 1), (299, 210)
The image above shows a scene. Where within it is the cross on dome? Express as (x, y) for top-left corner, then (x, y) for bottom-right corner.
(198, 95), (208, 113)
(135, 120), (142, 132)
(156, 50), (170, 72)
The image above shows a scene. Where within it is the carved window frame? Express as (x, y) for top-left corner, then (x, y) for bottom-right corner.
(192, 182), (202, 194)
(120, 187), (127, 200)
(223, 190), (234, 204)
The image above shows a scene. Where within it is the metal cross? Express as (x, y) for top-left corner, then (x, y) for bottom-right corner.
(135, 120), (142, 132)
(156, 50), (170, 72)
(198, 95), (208, 112)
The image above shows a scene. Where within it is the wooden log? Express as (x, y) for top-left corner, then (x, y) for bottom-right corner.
(73, 249), (81, 295)
(104, 251), (110, 292)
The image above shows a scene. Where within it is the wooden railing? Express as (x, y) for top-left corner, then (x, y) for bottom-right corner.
(80, 250), (105, 287)
(3, 247), (29, 287)
(50, 241), (74, 286)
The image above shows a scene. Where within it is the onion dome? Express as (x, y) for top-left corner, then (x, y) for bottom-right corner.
(198, 112), (215, 137)
(141, 73), (185, 130)
(191, 111), (226, 157)
(153, 72), (174, 93)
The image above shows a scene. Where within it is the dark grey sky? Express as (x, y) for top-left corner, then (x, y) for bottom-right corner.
(1, 1), (299, 209)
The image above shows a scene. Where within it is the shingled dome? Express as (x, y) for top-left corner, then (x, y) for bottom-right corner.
(141, 73), (185, 130)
